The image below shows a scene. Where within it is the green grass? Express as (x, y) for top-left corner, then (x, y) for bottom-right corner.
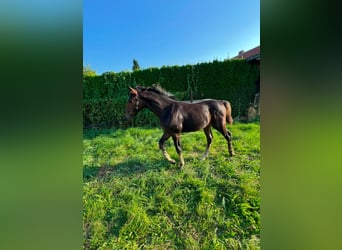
(83, 123), (260, 249)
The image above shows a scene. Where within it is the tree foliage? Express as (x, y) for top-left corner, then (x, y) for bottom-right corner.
(83, 65), (97, 77)
(132, 58), (140, 72)
(83, 60), (259, 129)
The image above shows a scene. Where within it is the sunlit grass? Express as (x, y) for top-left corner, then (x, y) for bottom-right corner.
(83, 122), (260, 249)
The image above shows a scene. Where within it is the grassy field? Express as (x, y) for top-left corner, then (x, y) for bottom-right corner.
(83, 122), (260, 249)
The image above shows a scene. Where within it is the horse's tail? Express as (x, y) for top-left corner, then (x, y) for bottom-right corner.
(222, 100), (233, 125)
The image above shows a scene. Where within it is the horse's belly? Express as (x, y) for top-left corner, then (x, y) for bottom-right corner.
(182, 117), (207, 132)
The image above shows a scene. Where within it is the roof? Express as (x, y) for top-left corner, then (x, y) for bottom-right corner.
(232, 45), (260, 61)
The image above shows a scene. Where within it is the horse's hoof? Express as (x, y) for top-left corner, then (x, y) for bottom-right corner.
(201, 154), (208, 161)
(201, 155), (208, 161)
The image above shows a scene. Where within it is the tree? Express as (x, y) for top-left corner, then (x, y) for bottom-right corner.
(83, 65), (97, 77)
(132, 58), (140, 71)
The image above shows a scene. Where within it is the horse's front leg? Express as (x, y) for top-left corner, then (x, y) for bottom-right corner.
(159, 132), (176, 164)
(172, 134), (185, 167)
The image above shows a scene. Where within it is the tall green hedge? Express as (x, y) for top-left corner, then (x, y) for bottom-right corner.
(83, 60), (259, 129)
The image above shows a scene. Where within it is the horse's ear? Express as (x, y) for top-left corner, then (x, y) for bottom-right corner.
(128, 86), (138, 96)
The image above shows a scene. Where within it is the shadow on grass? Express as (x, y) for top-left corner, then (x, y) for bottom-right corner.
(83, 158), (174, 181)
(83, 128), (118, 140)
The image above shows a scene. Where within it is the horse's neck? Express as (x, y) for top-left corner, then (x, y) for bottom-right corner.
(140, 92), (172, 117)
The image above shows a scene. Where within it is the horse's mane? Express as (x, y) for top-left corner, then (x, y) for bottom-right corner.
(137, 84), (176, 99)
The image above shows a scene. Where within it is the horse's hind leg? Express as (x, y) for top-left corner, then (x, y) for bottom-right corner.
(213, 123), (235, 157)
(225, 129), (235, 156)
(201, 126), (213, 160)
(159, 132), (176, 164)
(172, 134), (185, 167)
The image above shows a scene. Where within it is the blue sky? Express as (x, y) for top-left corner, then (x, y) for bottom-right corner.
(83, 0), (259, 74)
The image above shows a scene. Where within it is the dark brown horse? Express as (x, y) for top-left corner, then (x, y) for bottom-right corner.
(126, 85), (235, 167)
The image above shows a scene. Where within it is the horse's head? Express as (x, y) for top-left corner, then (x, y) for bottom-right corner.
(126, 86), (144, 120)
